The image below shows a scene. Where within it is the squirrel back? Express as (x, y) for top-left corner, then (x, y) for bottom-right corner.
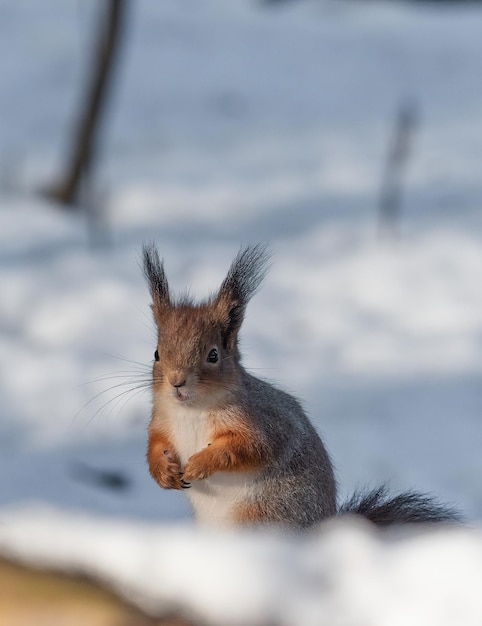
(143, 244), (460, 529)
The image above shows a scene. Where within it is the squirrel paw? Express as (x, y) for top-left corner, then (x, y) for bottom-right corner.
(183, 452), (213, 481)
(150, 449), (187, 490)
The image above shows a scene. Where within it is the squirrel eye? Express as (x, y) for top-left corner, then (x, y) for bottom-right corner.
(154, 349), (160, 362)
(207, 348), (219, 364)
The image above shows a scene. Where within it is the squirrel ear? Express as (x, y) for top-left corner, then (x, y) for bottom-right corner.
(142, 244), (171, 315)
(214, 244), (270, 345)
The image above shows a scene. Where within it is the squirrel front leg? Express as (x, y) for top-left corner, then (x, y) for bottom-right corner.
(148, 429), (190, 490)
(183, 430), (265, 481)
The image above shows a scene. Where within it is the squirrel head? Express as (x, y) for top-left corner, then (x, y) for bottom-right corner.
(143, 244), (270, 407)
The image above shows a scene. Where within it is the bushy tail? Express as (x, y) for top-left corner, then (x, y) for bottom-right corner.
(339, 485), (462, 526)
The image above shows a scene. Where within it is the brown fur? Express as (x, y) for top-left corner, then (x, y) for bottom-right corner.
(232, 501), (270, 525)
(143, 244), (337, 529)
(143, 245), (459, 529)
(151, 303), (242, 405)
(147, 429), (184, 491)
(183, 427), (267, 482)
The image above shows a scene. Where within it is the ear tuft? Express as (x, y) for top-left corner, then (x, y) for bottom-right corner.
(215, 244), (270, 343)
(142, 244), (171, 310)
(218, 243), (270, 305)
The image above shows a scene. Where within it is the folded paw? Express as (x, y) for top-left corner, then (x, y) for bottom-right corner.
(183, 452), (213, 481)
(150, 449), (186, 490)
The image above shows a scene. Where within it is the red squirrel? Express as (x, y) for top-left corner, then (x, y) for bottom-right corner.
(144, 244), (459, 529)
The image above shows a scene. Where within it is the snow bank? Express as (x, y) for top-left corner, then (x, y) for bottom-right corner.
(0, 505), (481, 626)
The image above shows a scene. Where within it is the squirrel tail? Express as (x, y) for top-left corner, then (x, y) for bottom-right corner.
(338, 485), (462, 526)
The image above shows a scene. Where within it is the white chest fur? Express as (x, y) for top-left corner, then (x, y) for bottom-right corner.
(164, 403), (257, 526)
(188, 471), (255, 526)
(167, 404), (211, 467)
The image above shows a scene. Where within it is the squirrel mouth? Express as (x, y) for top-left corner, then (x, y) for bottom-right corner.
(175, 388), (189, 402)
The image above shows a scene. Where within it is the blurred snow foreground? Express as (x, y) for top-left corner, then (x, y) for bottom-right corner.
(1, 506), (482, 626)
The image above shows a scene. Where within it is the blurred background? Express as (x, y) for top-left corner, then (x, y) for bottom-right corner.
(1, 0), (482, 545)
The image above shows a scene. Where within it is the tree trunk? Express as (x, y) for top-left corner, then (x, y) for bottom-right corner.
(48, 0), (127, 207)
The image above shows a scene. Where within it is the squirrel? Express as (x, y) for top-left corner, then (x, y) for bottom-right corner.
(143, 243), (460, 529)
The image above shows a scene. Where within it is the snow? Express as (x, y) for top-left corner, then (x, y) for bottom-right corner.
(1, 0), (482, 621)
(1, 506), (482, 626)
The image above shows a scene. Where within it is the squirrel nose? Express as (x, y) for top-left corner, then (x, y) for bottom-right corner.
(169, 373), (187, 388)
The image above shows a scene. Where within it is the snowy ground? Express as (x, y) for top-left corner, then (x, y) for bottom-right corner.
(2, 507), (482, 626)
(1, 0), (482, 620)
